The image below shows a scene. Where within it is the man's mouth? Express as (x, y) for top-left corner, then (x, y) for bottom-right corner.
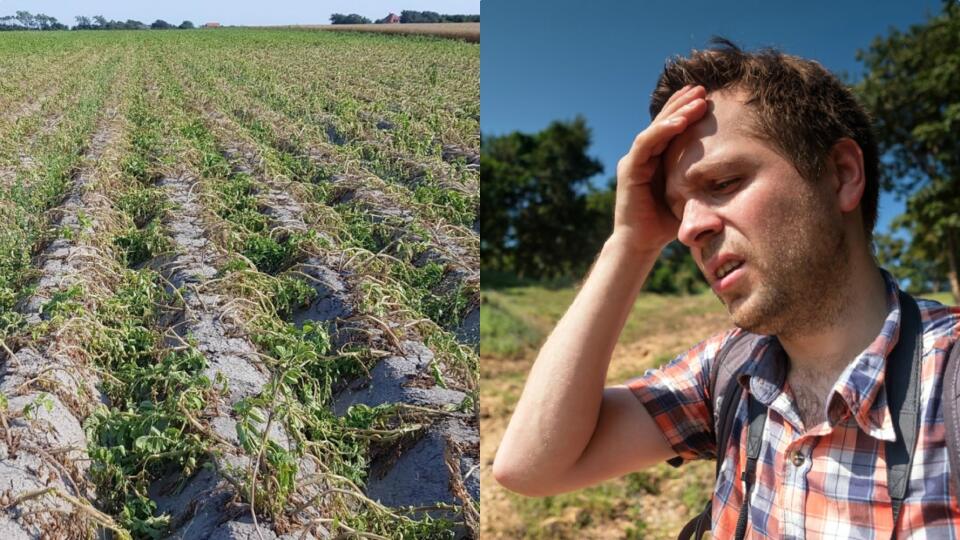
(706, 255), (747, 294)
(716, 260), (744, 280)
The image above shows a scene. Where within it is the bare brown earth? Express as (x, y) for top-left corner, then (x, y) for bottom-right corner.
(293, 23), (481, 43)
(481, 304), (732, 539)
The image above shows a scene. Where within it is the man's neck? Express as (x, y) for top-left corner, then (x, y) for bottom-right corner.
(778, 261), (890, 382)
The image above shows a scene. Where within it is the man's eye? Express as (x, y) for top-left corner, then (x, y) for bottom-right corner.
(712, 178), (741, 192)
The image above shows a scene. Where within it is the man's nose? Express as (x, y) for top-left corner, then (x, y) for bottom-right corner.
(677, 198), (722, 248)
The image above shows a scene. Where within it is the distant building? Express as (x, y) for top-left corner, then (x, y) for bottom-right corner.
(382, 13), (400, 24)
(202, 22), (221, 28)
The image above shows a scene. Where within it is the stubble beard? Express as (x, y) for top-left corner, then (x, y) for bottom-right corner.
(722, 191), (851, 337)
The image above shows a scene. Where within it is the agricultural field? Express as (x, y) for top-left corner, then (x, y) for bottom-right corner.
(0, 28), (478, 539)
(312, 23), (480, 43)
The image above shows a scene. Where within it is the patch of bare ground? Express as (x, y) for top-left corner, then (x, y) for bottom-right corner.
(481, 303), (732, 539)
(608, 310), (732, 381)
(295, 23), (480, 43)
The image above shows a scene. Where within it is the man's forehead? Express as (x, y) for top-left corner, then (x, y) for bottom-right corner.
(664, 91), (751, 171)
(664, 90), (757, 186)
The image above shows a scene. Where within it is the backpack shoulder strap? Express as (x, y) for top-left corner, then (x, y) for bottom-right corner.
(733, 394), (766, 540)
(676, 330), (763, 540)
(709, 330), (763, 412)
(939, 310), (960, 506)
(710, 331), (765, 456)
(885, 290), (924, 534)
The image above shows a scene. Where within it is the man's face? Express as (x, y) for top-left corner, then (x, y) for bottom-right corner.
(662, 89), (850, 336)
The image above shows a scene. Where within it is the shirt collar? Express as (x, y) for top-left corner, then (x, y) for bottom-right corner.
(829, 268), (903, 441)
(736, 268), (904, 440)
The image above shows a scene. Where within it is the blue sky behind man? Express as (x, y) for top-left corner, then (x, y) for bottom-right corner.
(481, 0), (945, 239)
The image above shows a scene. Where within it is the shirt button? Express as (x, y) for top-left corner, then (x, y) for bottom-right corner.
(792, 451), (805, 467)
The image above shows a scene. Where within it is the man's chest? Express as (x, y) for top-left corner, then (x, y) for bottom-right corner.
(712, 405), (960, 538)
(784, 370), (835, 431)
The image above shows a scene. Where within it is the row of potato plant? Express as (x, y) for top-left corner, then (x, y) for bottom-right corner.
(155, 57), (468, 536)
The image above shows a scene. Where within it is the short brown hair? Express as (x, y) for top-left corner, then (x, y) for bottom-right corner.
(650, 38), (880, 239)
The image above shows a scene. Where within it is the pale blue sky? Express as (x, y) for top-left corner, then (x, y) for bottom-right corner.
(0, 0), (480, 26)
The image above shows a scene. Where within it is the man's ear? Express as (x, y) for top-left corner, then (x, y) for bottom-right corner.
(829, 138), (866, 214)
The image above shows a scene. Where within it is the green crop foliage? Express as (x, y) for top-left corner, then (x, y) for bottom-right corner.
(113, 221), (171, 266)
(115, 188), (167, 227)
(79, 269), (211, 538)
(40, 284), (84, 320)
(338, 204), (394, 252)
(0, 29), (478, 539)
(242, 232), (309, 274)
(269, 275), (318, 317)
(413, 180), (477, 227)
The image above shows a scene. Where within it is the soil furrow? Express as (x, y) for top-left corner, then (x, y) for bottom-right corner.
(149, 172), (327, 538)
(197, 100), (479, 536)
(0, 71), (131, 538)
(155, 174), (268, 405)
(176, 61), (478, 247)
(194, 91), (480, 346)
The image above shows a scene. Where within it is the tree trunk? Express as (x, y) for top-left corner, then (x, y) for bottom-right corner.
(947, 229), (960, 305)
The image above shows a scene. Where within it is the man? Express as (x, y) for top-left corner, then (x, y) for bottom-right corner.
(493, 40), (960, 538)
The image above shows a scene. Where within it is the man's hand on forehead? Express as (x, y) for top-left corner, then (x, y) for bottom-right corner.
(611, 85), (708, 254)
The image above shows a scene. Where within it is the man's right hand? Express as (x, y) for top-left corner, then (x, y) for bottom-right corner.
(613, 84), (707, 253)
(494, 85), (710, 497)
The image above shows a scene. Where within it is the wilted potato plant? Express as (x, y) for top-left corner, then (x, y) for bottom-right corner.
(0, 28), (478, 539)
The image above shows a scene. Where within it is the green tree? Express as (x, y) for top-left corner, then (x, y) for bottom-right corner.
(875, 228), (950, 295)
(15, 10), (35, 29)
(481, 117), (604, 279)
(179, 20), (195, 29)
(329, 13), (371, 24)
(150, 19), (173, 29)
(483, 118), (708, 290)
(856, 0), (960, 302)
(73, 15), (92, 29)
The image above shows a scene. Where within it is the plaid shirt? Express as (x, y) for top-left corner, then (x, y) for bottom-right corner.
(627, 270), (960, 539)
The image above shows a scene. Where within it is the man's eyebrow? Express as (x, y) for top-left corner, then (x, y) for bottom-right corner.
(684, 155), (752, 182)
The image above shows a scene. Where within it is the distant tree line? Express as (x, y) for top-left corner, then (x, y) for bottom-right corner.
(330, 10), (480, 25)
(0, 11), (67, 30)
(0, 11), (196, 31)
(329, 14), (372, 25)
(74, 16), (195, 30)
(397, 11), (479, 23)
